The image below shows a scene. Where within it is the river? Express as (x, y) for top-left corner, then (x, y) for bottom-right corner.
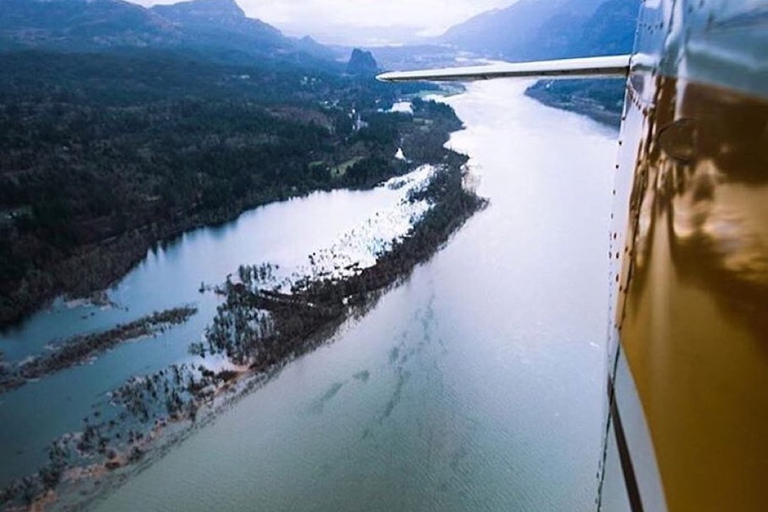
(1, 80), (617, 510)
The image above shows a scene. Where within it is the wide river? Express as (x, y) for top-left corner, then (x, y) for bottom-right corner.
(2, 80), (617, 510)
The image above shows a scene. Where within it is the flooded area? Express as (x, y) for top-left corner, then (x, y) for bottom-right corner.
(2, 81), (617, 511)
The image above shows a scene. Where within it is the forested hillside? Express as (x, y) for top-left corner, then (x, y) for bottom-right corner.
(0, 0), (343, 66)
(0, 0), (453, 327)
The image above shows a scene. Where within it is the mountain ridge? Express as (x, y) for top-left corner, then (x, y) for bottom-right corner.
(0, 0), (340, 66)
(438, 0), (607, 60)
(428, 0), (640, 127)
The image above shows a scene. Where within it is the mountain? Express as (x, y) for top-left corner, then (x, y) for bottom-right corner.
(434, 0), (640, 126)
(150, 0), (291, 55)
(346, 48), (378, 77)
(438, 0), (606, 60)
(575, 0), (639, 56)
(0, 0), (338, 66)
(151, 0), (249, 27)
(0, 0), (179, 50)
(524, 0), (641, 126)
(295, 36), (339, 61)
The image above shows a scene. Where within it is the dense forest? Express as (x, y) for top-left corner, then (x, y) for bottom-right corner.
(0, 41), (480, 509)
(0, 48), (449, 327)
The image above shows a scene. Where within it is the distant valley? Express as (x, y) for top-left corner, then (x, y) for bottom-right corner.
(370, 0), (640, 126)
(437, 0), (636, 61)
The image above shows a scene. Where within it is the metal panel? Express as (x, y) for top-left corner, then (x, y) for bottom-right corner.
(609, 2), (768, 510)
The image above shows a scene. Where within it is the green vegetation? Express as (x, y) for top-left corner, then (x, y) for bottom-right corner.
(200, 160), (485, 378)
(331, 156), (364, 177)
(0, 76), (481, 510)
(0, 48), (440, 327)
(525, 79), (626, 127)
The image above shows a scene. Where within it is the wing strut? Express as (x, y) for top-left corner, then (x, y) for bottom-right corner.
(377, 54), (631, 82)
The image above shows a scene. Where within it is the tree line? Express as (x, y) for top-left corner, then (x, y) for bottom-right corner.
(0, 48), (437, 326)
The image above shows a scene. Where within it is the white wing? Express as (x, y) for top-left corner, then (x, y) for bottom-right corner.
(377, 54), (631, 82)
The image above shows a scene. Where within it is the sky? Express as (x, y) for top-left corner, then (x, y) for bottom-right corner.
(130, 0), (520, 45)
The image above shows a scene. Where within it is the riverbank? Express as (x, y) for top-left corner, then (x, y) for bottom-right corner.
(84, 79), (614, 512)
(0, 161), (485, 511)
(202, 156), (485, 371)
(0, 306), (197, 395)
(0, 50), (444, 331)
(0, 92), (487, 510)
(524, 79), (625, 129)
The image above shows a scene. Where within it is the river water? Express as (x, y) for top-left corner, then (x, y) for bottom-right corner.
(2, 80), (617, 510)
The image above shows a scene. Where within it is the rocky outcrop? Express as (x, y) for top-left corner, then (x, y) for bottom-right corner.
(346, 48), (379, 77)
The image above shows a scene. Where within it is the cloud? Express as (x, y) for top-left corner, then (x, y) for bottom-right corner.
(241, 0), (513, 29)
(130, 0), (518, 42)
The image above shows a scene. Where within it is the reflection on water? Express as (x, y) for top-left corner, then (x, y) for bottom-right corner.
(90, 81), (616, 512)
(0, 170), (433, 489)
(616, 76), (768, 512)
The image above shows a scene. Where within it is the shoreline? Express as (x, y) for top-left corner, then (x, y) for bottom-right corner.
(0, 96), (487, 510)
(0, 85), (456, 332)
(0, 179), (406, 332)
(1, 163), (486, 511)
(524, 80), (623, 129)
(0, 306), (197, 395)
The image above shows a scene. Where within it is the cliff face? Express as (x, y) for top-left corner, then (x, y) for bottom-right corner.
(575, 0), (640, 57)
(346, 48), (379, 77)
(151, 0), (288, 50)
(151, 0), (247, 24)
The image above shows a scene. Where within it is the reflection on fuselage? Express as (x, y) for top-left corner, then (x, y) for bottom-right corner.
(616, 76), (768, 511)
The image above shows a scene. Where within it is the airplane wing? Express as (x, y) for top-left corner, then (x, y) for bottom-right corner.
(377, 54), (631, 82)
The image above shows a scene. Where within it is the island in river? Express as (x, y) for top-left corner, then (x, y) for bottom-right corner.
(0, 47), (445, 329)
(0, 83), (486, 508)
(0, 306), (198, 394)
(0, 71), (621, 512)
